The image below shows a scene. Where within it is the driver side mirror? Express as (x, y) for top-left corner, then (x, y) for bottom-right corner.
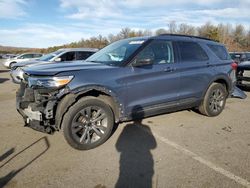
(54, 57), (62, 62)
(132, 58), (153, 67)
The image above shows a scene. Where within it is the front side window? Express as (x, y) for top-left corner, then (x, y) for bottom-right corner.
(18, 54), (34, 59)
(60, 52), (76, 61)
(133, 40), (174, 65)
(178, 42), (209, 62)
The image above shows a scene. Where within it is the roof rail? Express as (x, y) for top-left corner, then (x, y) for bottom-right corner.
(158, 33), (215, 42)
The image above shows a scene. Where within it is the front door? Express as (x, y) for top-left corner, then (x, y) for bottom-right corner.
(124, 39), (180, 116)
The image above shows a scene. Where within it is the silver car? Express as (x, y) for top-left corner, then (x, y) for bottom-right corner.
(2, 53), (42, 68)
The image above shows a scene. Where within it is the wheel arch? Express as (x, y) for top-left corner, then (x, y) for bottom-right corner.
(202, 75), (231, 98)
(55, 86), (124, 129)
(9, 61), (17, 68)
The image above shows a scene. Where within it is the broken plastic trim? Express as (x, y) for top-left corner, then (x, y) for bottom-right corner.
(231, 86), (247, 99)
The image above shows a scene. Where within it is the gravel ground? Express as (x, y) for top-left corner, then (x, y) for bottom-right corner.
(0, 63), (249, 188)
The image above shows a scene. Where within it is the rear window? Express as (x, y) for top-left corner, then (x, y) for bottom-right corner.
(178, 42), (209, 62)
(245, 53), (250, 59)
(208, 44), (230, 60)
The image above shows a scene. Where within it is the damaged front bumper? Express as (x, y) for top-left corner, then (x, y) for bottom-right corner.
(16, 82), (68, 134)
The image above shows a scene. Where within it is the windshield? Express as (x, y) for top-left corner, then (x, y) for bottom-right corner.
(86, 38), (147, 65)
(39, 50), (63, 61)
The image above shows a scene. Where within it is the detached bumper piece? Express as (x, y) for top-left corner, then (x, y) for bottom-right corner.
(16, 83), (59, 134)
(231, 86), (247, 99)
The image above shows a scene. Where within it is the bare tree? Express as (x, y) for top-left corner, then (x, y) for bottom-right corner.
(168, 21), (177, 34)
(155, 28), (168, 35)
(178, 23), (196, 35)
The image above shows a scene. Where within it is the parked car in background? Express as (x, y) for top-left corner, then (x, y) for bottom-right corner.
(10, 48), (98, 83)
(230, 52), (250, 63)
(2, 53), (43, 68)
(2, 54), (17, 59)
(16, 34), (245, 150)
(236, 61), (250, 89)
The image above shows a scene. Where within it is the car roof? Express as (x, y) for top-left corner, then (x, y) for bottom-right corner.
(151, 34), (221, 45)
(57, 48), (99, 52)
(19, 52), (42, 56)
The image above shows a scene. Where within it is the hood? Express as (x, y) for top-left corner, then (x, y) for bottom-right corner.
(238, 61), (250, 70)
(23, 61), (116, 76)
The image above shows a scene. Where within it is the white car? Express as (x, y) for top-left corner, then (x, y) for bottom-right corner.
(2, 53), (43, 68)
(10, 48), (98, 83)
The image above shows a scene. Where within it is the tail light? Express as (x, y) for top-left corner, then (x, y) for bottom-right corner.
(231, 61), (238, 70)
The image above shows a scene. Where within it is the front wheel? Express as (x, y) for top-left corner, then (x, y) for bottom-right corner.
(199, 83), (227, 117)
(62, 96), (114, 150)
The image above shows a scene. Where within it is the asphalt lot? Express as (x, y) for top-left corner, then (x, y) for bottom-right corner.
(0, 62), (249, 188)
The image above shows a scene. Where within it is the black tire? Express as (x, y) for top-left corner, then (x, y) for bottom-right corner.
(62, 96), (114, 150)
(199, 83), (227, 117)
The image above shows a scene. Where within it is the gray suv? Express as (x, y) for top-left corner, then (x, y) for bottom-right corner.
(16, 34), (245, 150)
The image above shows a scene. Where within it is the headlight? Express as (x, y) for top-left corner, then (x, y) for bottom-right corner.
(28, 76), (74, 88)
(11, 67), (24, 82)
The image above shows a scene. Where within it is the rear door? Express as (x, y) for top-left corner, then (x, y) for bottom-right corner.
(177, 41), (212, 103)
(124, 39), (180, 115)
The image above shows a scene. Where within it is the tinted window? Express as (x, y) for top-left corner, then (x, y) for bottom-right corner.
(178, 42), (208, 61)
(134, 40), (174, 65)
(33, 54), (42, 58)
(76, 51), (95, 60)
(60, 52), (76, 61)
(208, 44), (230, 60)
(245, 53), (250, 60)
(18, 54), (34, 59)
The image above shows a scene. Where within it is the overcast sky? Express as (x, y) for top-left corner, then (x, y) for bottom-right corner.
(0, 0), (249, 48)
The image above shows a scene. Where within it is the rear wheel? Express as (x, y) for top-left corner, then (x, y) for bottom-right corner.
(199, 83), (227, 117)
(62, 96), (114, 150)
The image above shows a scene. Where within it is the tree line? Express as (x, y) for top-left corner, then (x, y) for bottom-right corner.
(1, 22), (250, 54)
(43, 22), (250, 53)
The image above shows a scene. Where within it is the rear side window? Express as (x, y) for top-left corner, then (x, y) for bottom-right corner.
(208, 44), (230, 60)
(33, 54), (42, 58)
(245, 53), (250, 60)
(178, 42), (209, 62)
(76, 51), (95, 60)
